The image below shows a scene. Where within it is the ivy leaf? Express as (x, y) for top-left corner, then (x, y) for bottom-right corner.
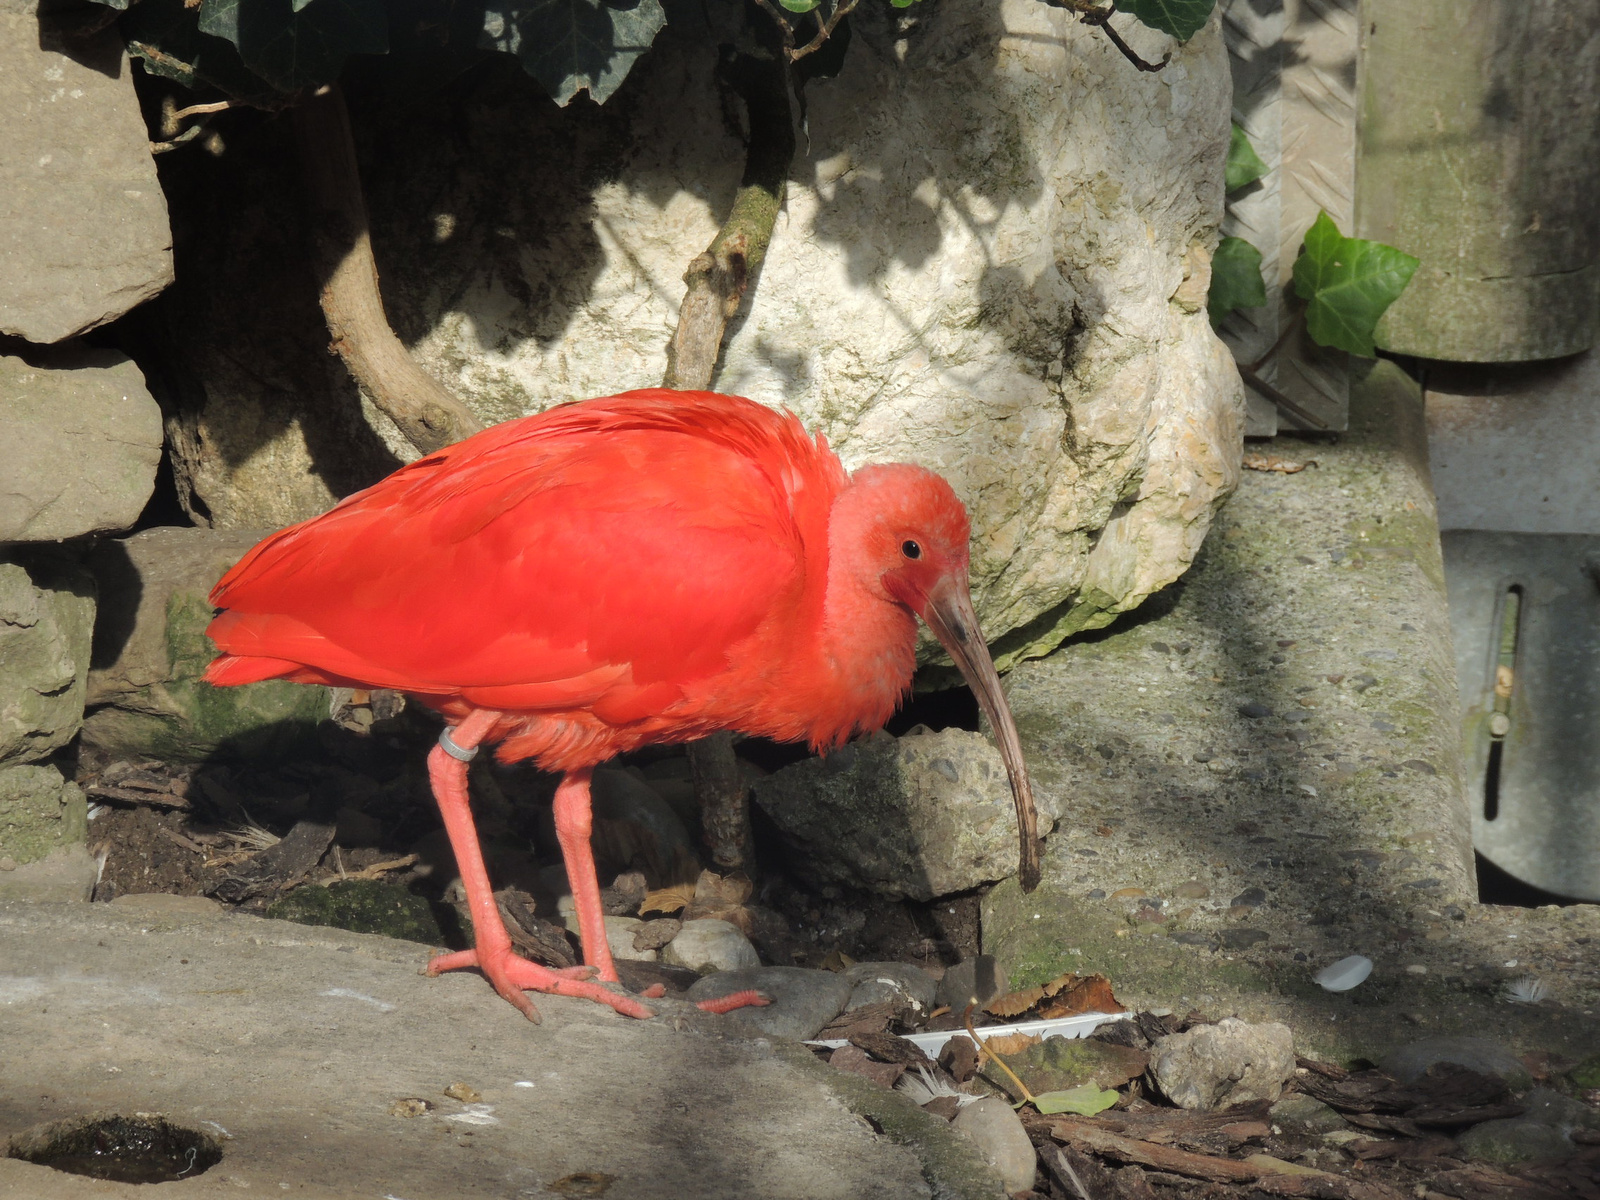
(1033, 1085), (1120, 1116)
(1208, 236), (1267, 327)
(1291, 211), (1420, 357)
(120, 0), (288, 107)
(1123, 0), (1215, 42)
(197, 0), (389, 93)
(779, 0), (819, 11)
(482, 0), (668, 106)
(1226, 122), (1266, 192)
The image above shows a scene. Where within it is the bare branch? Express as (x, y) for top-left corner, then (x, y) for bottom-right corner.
(791, 0), (862, 62)
(293, 85), (484, 455)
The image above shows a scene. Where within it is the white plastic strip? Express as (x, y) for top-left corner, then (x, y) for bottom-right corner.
(807, 1010), (1122, 1055)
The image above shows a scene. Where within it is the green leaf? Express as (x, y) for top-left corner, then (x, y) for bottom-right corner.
(197, 0), (389, 93)
(778, 0), (819, 10)
(1226, 122), (1266, 192)
(1291, 211), (1420, 356)
(1208, 236), (1267, 326)
(1123, 0), (1215, 42)
(121, 0), (288, 107)
(482, 0), (668, 106)
(291, 0), (319, 11)
(1033, 1086), (1120, 1116)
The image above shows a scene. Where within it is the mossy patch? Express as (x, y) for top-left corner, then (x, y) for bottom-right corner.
(266, 880), (444, 944)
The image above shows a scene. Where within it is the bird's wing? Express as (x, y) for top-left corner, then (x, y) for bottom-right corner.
(207, 392), (841, 720)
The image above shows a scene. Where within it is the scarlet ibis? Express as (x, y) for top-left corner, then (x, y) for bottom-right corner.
(205, 390), (1041, 1021)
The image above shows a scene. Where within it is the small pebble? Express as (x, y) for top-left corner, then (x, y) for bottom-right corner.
(1314, 955), (1373, 992)
(389, 1098), (432, 1117)
(443, 1082), (482, 1103)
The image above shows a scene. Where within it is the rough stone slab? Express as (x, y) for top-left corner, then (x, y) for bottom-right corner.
(980, 360), (1600, 1062)
(0, 900), (1004, 1199)
(0, 350), (162, 543)
(82, 527), (329, 761)
(0, 6), (173, 343)
(0, 552), (95, 766)
(752, 728), (1061, 900)
(0, 763), (85, 866)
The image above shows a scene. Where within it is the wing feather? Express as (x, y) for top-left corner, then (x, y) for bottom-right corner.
(206, 392), (843, 724)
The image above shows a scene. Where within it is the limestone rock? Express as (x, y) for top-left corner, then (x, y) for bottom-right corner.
(0, 762), (86, 866)
(751, 729), (1059, 900)
(950, 1096), (1037, 1194)
(1150, 1018), (1295, 1110)
(82, 527), (329, 761)
(602, 914), (660, 963)
(686, 966), (853, 1041)
(0, 350), (162, 542)
(0, 5), (172, 342)
(843, 961), (938, 1016)
(0, 554), (95, 766)
(180, 1), (1242, 644)
(662, 918), (760, 974)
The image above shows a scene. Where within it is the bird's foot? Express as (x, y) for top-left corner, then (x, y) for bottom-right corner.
(426, 947), (653, 1022)
(695, 989), (771, 1015)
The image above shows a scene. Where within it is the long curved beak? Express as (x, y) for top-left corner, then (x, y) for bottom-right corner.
(920, 574), (1042, 892)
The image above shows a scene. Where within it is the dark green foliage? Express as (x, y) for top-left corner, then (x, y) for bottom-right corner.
(1124, 0), (1215, 42)
(196, 0), (389, 92)
(1292, 211), (1420, 357)
(481, 0), (669, 105)
(1207, 236), (1266, 326)
(1226, 121), (1266, 192)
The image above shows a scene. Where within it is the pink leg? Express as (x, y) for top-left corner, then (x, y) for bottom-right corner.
(423, 713), (651, 1021)
(551, 768), (620, 984)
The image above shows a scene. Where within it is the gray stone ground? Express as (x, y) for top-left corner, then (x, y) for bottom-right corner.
(983, 361), (1600, 1062)
(0, 898), (1004, 1200)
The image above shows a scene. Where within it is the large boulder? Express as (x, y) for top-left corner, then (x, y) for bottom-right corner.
(0, 553), (95, 767)
(0, 350), (163, 543)
(163, 1), (1242, 655)
(0, 2), (173, 343)
(751, 727), (1060, 900)
(82, 527), (329, 761)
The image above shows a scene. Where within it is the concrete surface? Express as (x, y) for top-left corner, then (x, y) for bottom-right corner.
(1426, 353), (1600, 536)
(982, 360), (1600, 1062)
(0, 898), (1004, 1199)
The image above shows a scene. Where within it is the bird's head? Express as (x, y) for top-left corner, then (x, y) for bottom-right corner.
(835, 463), (1042, 892)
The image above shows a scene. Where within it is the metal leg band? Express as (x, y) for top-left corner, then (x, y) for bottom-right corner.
(438, 728), (479, 762)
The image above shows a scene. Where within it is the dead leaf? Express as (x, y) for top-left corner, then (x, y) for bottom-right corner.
(443, 1081), (482, 1103)
(819, 947), (856, 972)
(678, 869), (756, 933)
(640, 882), (695, 916)
(1243, 453), (1316, 474)
(1039, 973), (1126, 1019)
(983, 1032), (1042, 1057)
(983, 972), (1126, 1021)
(984, 985), (1047, 1019)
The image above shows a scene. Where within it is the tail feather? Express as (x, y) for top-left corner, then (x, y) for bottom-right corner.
(204, 654), (311, 687)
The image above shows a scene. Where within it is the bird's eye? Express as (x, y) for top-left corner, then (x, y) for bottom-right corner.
(902, 540), (922, 560)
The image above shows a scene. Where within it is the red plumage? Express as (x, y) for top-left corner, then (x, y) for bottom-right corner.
(205, 389), (1038, 1022)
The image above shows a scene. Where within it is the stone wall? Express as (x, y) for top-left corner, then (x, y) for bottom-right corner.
(0, 4), (171, 872)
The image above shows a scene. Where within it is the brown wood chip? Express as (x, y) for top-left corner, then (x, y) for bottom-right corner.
(828, 1044), (904, 1090)
(207, 820), (334, 903)
(1050, 1118), (1268, 1182)
(86, 784), (190, 809)
(816, 1001), (898, 1041)
(848, 1030), (934, 1069)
